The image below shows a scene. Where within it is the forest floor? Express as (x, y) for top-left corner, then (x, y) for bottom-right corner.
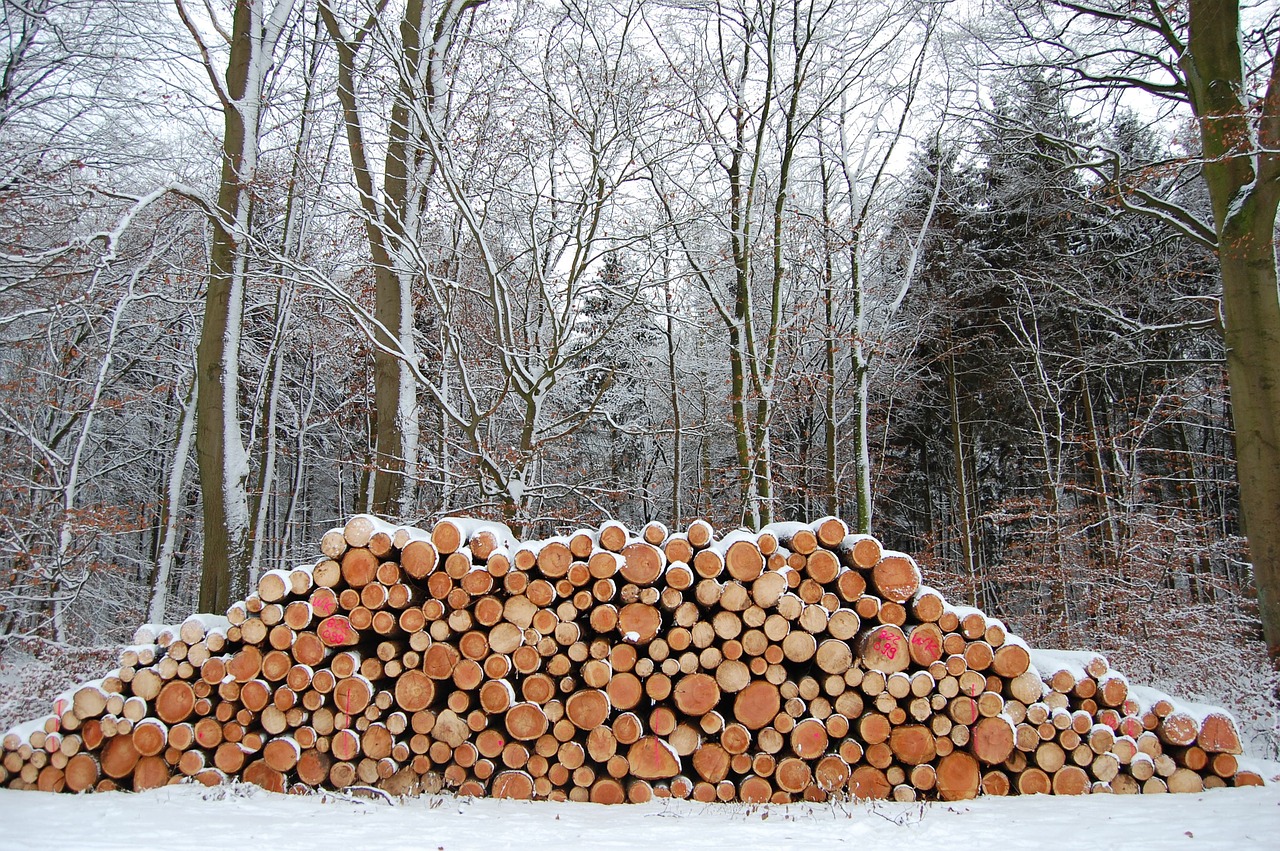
(2, 779), (1280, 850)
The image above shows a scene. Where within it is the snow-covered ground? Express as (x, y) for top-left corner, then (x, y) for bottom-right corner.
(2, 782), (1279, 850)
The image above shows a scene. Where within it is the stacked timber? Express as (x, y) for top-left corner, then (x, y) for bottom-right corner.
(1, 515), (1264, 802)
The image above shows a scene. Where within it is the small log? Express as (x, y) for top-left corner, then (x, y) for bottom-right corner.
(725, 541), (764, 583)
(1051, 764), (1091, 796)
(621, 542), (666, 585)
(341, 548), (378, 589)
(506, 703), (549, 741)
(870, 554), (920, 603)
(992, 642), (1031, 678)
(566, 689), (611, 730)
(936, 751), (981, 801)
(1197, 711), (1243, 754)
(972, 715), (1015, 765)
(859, 625), (909, 674)
(692, 744), (731, 783)
(598, 521), (629, 553)
(241, 759), (286, 793)
(64, 753), (99, 792)
(789, 718), (829, 760)
(814, 639), (853, 675)
(906, 623), (944, 668)
(673, 674), (720, 717)
(981, 770), (1011, 796)
(849, 765), (891, 799)
(888, 725), (936, 765)
(132, 720), (168, 757)
(100, 733), (140, 780)
(617, 603), (663, 644)
(316, 616), (361, 648)
(734, 681), (780, 730)
(155, 681), (195, 725)
(132, 755), (171, 792)
(263, 737), (300, 773)
(627, 736), (681, 780)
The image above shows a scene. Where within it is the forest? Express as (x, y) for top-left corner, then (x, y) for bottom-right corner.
(1, 0), (1277, 749)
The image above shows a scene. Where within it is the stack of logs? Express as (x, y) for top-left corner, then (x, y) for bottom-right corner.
(1, 514), (1263, 802)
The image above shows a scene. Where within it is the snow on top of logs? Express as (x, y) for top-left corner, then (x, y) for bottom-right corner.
(181, 613), (230, 635)
(1129, 684), (1240, 728)
(943, 603), (986, 624)
(758, 521), (811, 543)
(1030, 648), (1110, 678)
(132, 622), (184, 646)
(46, 676), (110, 720)
(428, 516), (518, 549)
(1027, 649), (1091, 683)
(1000, 632), (1031, 653)
(2, 714), (56, 748)
(706, 527), (761, 556)
(911, 584), (943, 603)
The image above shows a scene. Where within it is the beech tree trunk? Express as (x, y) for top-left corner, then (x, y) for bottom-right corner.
(195, 0), (258, 614)
(1184, 0), (1280, 658)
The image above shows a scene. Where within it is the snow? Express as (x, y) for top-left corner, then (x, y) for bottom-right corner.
(1129, 684), (1176, 714)
(182, 614), (231, 635)
(1027, 649), (1089, 682)
(2, 782), (1279, 850)
(429, 517), (518, 549)
(709, 528), (759, 555)
(759, 521), (809, 542)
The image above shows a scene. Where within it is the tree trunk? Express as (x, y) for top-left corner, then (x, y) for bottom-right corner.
(196, 0), (261, 615)
(663, 269), (683, 523)
(946, 351), (976, 604)
(1184, 0), (1280, 657)
(150, 373), (197, 624)
(320, 0), (426, 520)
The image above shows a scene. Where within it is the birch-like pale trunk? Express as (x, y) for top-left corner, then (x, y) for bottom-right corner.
(150, 372), (197, 624)
(54, 279), (143, 639)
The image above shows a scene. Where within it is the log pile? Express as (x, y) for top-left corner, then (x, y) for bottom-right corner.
(1, 514), (1265, 802)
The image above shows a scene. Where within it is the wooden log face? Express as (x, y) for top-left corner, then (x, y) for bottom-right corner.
(566, 690), (611, 730)
(341, 549), (378, 589)
(627, 737), (681, 780)
(971, 716), (1015, 765)
(1197, 713), (1243, 754)
(907, 623), (944, 668)
(505, 703), (549, 741)
(131, 756), (170, 792)
(725, 541), (764, 582)
(316, 616), (360, 648)
(7, 514), (1249, 805)
(870, 555), (920, 603)
(155, 681), (195, 724)
(64, 753), (99, 793)
(860, 625), (909, 674)
(617, 603), (662, 644)
(733, 681), (781, 731)
(692, 744), (731, 783)
(789, 719), (829, 760)
(100, 734), (139, 780)
(673, 674), (720, 717)
(394, 670), (436, 713)
(814, 639), (853, 675)
(620, 543), (665, 585)
(936, 752), (981, 801)
(849, 765), (890, 800)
